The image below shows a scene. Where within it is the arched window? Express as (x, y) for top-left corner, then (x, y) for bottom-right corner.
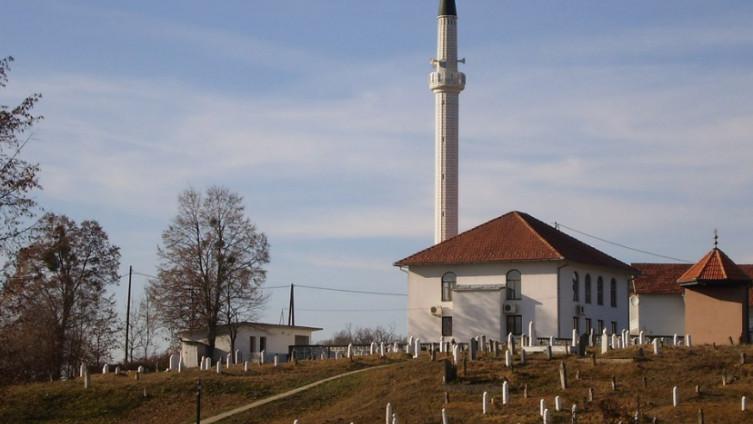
(610, 278), (617, 307)
(572, 271), (580, 302)
(441, 272), (456, 302)
(597, 276), (604, 305)
(506, 270), (522, 300)
(585, 274), (592, 304)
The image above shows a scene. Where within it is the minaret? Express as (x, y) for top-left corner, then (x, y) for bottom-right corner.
(430, 0), (466, 244)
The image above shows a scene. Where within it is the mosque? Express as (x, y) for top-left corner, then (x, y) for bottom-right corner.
(394, 0), (751, 346)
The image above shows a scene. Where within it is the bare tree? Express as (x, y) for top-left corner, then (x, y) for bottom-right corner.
(319, 323), (402, 345)
(0, 213), (121, 380)
(131, 291), (159, 360)
(149, 186), (269, 358)
(0, 57), (42, 253)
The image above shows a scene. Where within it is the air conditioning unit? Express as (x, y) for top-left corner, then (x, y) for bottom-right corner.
(574, 305), (585, 316)
(503, 303), (518, 314)
(430, 305), (443, 317)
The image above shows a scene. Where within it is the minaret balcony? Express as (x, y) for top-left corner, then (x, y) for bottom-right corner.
(429, 71), (466, 92)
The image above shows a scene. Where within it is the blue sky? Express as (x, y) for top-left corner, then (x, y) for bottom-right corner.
(3, 0), (753, 340)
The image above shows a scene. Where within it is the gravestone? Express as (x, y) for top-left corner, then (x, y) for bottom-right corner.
(482, 392), (488, 415)
(502, 380), (509, 405)
(577, 333), (588, 357)
(520, 348), (527, 365)
(442, 359), (457, 383)
(529, 321), (537, 346)
(571, 329), (578, 348)
(611, 334), (617, 350)
(386, 402), (392, 424)
(216, 361), (221, 374)
(505, 348), (512, 368)
(469, 339), (478, 361)
(102, 364), (109, 374)
(601, 329), (609, 354)
(274, 354), (279, 367)
(243, 361), (248, 372)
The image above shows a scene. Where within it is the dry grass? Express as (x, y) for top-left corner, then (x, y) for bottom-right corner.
(224, 345), (753, 424)
(3, 346), (753, 423)
(0, 356), (398, 424)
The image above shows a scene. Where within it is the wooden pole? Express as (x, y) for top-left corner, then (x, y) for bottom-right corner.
(124, 265), (132, 364)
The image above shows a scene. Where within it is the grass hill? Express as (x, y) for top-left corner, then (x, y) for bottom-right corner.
(2, 345), (753, 423)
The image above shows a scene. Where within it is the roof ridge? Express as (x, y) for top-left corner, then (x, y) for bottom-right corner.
(393, 211), (519, 266)
(715, 249), (728, 279)
(514, 211), (563, 260)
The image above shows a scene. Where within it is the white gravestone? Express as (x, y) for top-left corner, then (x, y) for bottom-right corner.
(226, 353), (232, 366)
(571, 329), (577, 348)
(685, 334), (692, 347)
(168, 354), (176, 371)
(178, 357), (183, 373)
(528, 321), (536, 347)
(638, 331), (645, 345)
(555, 395), (561, 411)
(274, 354), (279, 367)
(243, 361), (248, 372)
(505, 349), (512, 368)
(601, 329), (609, 354)
(672, 386), (679, 407)
(502, 381), (509, 405)
(673, 334), (679, 346)
(441, 408), (448, 424)
(380, 342), (385, 357)
(611, 334), (617, 350)
(385, 402), (392, 424)
(543, 408), (550, 424)
(235, 350), (240, 364)
(653, 338), (660, 355)
(347, 344), (353, 359)
(102, 364), (109, 374)
(482, 391), (488, 415)
(414, 338), (420, 359)
(540, 399), (546, 416)
(216, 361), (221, 374)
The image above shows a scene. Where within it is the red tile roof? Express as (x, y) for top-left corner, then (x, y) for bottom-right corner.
(677, 248), (752, 284)
(394, 211), (635, 273)
(631, 263), (691, 295)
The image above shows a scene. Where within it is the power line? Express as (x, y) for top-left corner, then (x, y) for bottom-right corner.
(295, 284), (407, 297)
(556, 222), (690, 263)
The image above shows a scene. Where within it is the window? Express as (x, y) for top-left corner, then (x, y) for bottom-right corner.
(585, 318), (592, 333)
(597, 277), (604, 305)
(442, 317), (453, 337)
(249, 336), (257, 353)
(573, 317), (580, 335)
(295, 335), (310, 345)
(506, 270), (522, 300)
(572, 271), (580, 302)
(585, 274), (592, 304)
(441, 272), (456, 301)
(610, 278), (617, 307)
(598, 320), (604, 334)
(506, 315), (523, 336)
(611, 321), (618, 335)
(260, 336), (267, 352)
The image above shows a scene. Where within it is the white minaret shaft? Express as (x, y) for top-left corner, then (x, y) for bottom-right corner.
(430, 0), (465, 244)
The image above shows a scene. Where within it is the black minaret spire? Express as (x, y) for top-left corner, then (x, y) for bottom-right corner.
(438, 0), (457, 16)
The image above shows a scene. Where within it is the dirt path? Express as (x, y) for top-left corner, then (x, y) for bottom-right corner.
(199, 363), (395, 424)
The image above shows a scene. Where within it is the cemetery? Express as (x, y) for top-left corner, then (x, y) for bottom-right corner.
(1, 330), (753, 423)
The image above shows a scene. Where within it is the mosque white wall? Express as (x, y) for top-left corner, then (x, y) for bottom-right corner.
(557, 262), (630, 338)
(629, 294), (685, 336)
(406, 261), (560, 342)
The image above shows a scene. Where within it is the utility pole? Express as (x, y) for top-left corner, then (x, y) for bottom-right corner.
(287, 283), (295, 327)
(124, 265), (132, 364)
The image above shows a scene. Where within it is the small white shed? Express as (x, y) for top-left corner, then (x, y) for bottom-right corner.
(179, 322), (322, 368)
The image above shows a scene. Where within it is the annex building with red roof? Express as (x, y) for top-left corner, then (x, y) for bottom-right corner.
(631, 249), (753, 344)
(394, 211), (636, 343)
